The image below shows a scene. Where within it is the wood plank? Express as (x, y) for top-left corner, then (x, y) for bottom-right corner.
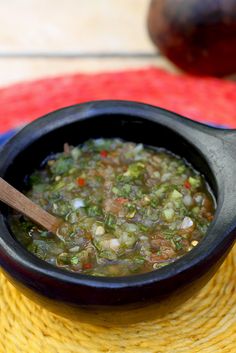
(0, 0), (153, 52)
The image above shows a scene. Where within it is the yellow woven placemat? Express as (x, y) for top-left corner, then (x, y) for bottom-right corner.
(1, 245), (236, 353)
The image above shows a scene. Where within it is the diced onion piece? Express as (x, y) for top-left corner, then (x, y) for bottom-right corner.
(140, 235), (148, 240)
(120, 232), (136, 247)
(109, 239), (120, 250)
(161, 173), (171, 182)
(194, 194), (203, 205)
(133, 143), (143, 153)
(170, 189), (183, 200)
(102, 239), (120, 251)
(94, 138), (105, 146)
(72, 198), (85, 209)
(163, 208), (174, 221)
(180, 217), (194, 229)
(125, 223), (138, 233)
(183, 195), (193, 206)
(153, 263), (161, 270)
(153, 171), (160, 179)
(71, 147), (81, 160)
(191, 240), (199, 247)
(69, 246), (80, 253)
(95, 225), (105, 236)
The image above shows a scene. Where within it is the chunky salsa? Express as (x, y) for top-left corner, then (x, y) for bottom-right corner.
(10, 139), (215, 276)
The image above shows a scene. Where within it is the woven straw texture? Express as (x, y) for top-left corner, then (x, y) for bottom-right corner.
(1, 245), (236, 353)
(0, 68), (236, 352)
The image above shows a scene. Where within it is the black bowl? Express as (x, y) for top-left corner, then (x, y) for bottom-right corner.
(0, 100), (235, 313)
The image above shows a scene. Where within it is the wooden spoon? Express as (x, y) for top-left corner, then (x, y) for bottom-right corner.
(0, 177), (62, 234)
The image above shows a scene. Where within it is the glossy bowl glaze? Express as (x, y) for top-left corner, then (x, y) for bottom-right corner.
(0, 101), (235, 316)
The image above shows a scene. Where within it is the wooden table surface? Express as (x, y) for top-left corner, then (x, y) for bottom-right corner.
(0, 0), (176, 87)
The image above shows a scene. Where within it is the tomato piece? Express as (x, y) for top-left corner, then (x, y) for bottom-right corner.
(83, 263), (92, 270)
(184, 180), (191, 189)
(77, 177), (85, 186)
(115, 197), (128, 204)
(100, 150), (108, 158)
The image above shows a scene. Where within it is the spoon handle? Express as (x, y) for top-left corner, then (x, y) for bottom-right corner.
(0, 177), (61, 233)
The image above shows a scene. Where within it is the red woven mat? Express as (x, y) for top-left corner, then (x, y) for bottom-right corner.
(1, 67), (236, 133)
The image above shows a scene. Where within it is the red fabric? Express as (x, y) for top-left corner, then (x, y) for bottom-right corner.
(1, 67), (236, 133)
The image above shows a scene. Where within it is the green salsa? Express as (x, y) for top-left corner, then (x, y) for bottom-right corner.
(10, 139), (215, 277)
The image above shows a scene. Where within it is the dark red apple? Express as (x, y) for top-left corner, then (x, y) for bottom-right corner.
(147, 0), (236, 76)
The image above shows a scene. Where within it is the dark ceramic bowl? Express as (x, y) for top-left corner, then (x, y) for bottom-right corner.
(0, 101), (236, 312)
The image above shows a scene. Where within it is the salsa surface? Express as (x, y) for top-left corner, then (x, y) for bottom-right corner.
(10, 139), (215, 276)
